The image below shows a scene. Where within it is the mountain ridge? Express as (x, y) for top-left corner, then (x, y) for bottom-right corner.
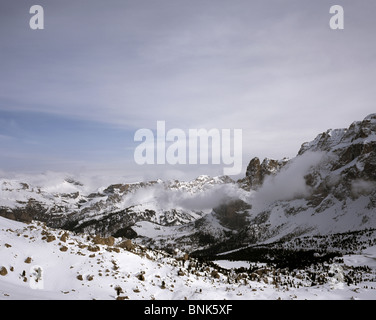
(1, 114), (376, 256)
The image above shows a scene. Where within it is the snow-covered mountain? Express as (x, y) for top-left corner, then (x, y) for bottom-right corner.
(1, 114), (376, 255)
(1, 114), (376, 300)
(0, 114), (376, 255)
(0, 175), (235, 236)
(245, 113), (376, 241)
(127, 114), (376, 255)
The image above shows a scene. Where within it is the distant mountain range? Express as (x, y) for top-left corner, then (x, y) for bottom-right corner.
(1, 114), (376, 258)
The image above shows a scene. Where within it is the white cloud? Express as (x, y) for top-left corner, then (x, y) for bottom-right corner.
(118, 180), (249, 212)
(250, 151), (325, 209)
(351, 179), (376, 197)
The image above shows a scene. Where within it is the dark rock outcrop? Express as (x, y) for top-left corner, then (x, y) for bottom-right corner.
(238, 157), (288, 190)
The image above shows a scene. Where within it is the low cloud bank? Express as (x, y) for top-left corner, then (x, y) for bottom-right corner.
(120, 151), (327, 213)
(249, 151), (326, 209)
(121, 182), (249, 212)
(1, 151), (328, 214)
(351, 179), (376, 197)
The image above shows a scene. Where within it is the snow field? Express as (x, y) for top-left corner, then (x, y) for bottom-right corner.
(1, 216), (376, 300)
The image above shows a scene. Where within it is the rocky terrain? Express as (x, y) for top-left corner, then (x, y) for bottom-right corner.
(1, 216), (376, 300)
(1, 114), (376, 300)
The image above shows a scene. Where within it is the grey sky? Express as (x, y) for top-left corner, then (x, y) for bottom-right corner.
(0, 0), (375, 183)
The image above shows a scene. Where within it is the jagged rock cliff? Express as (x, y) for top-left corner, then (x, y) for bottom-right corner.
(220, 114), (376, 249)
(238, 157), (289, 190)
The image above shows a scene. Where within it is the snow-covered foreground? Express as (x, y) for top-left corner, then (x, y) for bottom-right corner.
(1, 216), (376, 300)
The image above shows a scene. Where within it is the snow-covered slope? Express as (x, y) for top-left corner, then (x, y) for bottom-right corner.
(1, 216), (376, 300)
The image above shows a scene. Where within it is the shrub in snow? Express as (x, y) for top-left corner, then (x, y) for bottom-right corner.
(114, 286), (123, 295)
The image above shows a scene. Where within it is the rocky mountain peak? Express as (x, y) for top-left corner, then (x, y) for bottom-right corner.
(239, 157), (288, 190)
(364, 113), (376, 121)
(297, 114), (376, 188)
(298, 114), (376, 156)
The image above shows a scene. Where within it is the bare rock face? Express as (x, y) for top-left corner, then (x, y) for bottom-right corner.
(298, 114), (376, 202)
(245, 157), (263, 188)
(239, 157), (288, 190)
